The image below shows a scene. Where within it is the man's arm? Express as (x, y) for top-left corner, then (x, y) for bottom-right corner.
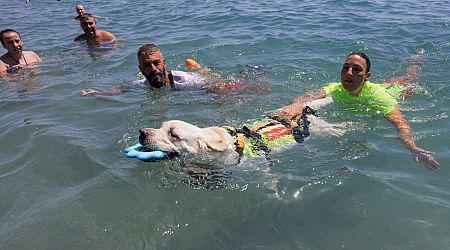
(94, 15), (109, 21)
(23, 51), (42, 63)
(274, 88), (327, 120)
(80, 86), (127, 96)
(386, 107), (439, 170)
(0, 61), (8, 75)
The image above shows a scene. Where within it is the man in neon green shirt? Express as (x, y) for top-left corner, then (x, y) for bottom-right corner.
(275, 52), (439, 170)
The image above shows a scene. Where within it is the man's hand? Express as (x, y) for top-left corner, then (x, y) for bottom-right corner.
(273, 103), (303, 120)
(6, 65), (22, 74)
(273, 89), (327, 120)
(386, 108), (440, 170)
(80, 89), (98, 96)
(411, 147), (440, 170)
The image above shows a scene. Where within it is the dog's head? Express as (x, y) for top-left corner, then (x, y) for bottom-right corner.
(139, 120), (233, 154)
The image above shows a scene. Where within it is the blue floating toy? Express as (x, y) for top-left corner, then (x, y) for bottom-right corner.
(124, 143), (167, 161)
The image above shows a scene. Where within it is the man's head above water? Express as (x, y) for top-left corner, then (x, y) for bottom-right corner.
(340, 52), (372, 96)
(137, 44), (169, 88)
(75, 4), (85, 16)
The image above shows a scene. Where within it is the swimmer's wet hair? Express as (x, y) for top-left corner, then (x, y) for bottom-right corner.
(137, 44), (162, 58)
(346, 52), (371, 72)
(0, 29), (21, 45)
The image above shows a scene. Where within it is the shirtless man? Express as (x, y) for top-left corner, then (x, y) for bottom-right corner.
(74, 14), (116, 46)
(0, 29), (41, 74)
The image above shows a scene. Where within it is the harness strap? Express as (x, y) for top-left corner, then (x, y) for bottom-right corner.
(235, 133), (246, 157)
(222, 125), (236, 135)
(242, 126), (271, 158)
(222, 125), (270, 159)
(275, 105), (317, 143)
(222, 126), (245, 161)
(222, 105), (317, 158)
(168, 71), (175, 88)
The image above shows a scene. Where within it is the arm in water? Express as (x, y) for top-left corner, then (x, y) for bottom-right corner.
(80, 86), (127, 96)
(274, 88), (327, 120)
(386, 107), (439, 170)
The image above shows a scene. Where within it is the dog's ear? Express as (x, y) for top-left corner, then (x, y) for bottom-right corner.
(195, 139), (210, 152)
(200, 127), (232, 152)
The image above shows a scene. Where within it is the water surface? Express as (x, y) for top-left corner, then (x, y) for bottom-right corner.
(1, 0), (449, 249)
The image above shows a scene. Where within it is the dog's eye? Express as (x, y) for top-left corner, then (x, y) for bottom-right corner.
(169, 130), (178, 138)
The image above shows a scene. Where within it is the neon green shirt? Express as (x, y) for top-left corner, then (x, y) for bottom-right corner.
(322, 81), (400, 115)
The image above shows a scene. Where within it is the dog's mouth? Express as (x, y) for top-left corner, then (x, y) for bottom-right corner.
(125, 143), (180, 161)
(142, 145), (179, 156)
(138, 141), (178, 158)
(138, 145), (160, 153)
(138, 141), (177, 155)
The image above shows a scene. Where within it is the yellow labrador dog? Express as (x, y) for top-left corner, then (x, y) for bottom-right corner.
(138, 97), (344, 158)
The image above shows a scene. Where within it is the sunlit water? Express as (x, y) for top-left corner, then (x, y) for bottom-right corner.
(1, 0), (449, 249)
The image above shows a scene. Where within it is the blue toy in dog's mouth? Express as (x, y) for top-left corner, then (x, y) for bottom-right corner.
(124, 143), (168, 161)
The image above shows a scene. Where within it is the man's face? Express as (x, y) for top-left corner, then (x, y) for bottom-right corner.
(340, 54), (371, 94)
(76, 5), (85, 15)
(1, 32), (24, 54)
(138, 52), (167, 87)
(80, 17), (96, 35)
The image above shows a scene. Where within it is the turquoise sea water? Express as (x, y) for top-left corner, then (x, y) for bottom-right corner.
(1, 0), (449, 249)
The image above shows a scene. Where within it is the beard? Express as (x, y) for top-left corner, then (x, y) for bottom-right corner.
(141, 67), (167, 88)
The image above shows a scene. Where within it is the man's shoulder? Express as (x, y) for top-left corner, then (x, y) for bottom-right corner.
(364, 81), (392, 93)
(22, 50), (39, 57)
(170, 70), (204, 86)
(97, 30), (116, 41)
(171, 70), (202, 77)
(170, 70), (203, 79)
(23, 51), (42, 62)
(171, 70), (188, 75)
(365, 81), (382, 87)
(362, 81), (398, 103)
(322, 82), (342, 94)
(97, 29), (113, 36)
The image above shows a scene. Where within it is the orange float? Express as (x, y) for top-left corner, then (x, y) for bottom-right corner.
(185, 58), (201, 69)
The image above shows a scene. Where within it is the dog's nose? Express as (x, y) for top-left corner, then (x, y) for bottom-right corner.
(139, 128), (150, 145)
(139, 128), (153, 138)
(139, 128), (149, 136)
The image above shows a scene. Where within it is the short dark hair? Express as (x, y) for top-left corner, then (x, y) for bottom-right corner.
(79, 13), (95, 22)
(0, 29), (21, 45)
(346, 52), (371, 72)
(137, 44), (162, 58)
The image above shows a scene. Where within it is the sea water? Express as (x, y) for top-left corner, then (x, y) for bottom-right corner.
(1, 0), (449, 249)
